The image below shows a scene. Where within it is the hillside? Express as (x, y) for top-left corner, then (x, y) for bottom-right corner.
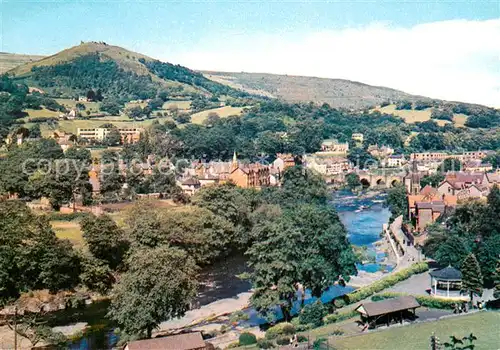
(202, 71), (427, 109)
(0, 53), (45, 74)
(7, 42), (251, 102)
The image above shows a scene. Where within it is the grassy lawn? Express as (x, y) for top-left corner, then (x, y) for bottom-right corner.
(332, 311), (500, 350)
(191, 106), (246, 124)
(51, 220), (84, 247)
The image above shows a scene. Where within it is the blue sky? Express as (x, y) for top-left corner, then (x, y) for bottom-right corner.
(1, 1), (499, 105)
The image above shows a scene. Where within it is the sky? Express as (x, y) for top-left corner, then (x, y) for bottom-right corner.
(1, 0), (499, 106)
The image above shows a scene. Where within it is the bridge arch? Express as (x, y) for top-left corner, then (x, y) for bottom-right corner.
(360, 178), (370, 188)
(391, 179), (400, 187)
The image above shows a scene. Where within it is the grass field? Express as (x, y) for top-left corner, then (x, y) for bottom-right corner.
(374, 105), (468, 127)
(24, 108), (61, 119)
(163, 100), (192, 111)
(51, 220), (84, 247)
(55, 98), (101, 113)
(332, 311), (500, 350)
(191, 106), (246, 124)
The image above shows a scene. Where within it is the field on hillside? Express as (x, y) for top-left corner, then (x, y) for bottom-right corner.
(163, 100), (192, 110)
(191, 106), (246, 124)
(55, 98), (101, 113)
(24, 108), (61, 119)
(374, 105), (468, 127)
(332, 311), (499, 350)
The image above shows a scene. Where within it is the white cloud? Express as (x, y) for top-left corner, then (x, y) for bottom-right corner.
(159, 19), (500, 107)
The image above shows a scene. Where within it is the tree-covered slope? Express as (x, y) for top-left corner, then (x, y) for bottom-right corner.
(7, 42), (253, 102)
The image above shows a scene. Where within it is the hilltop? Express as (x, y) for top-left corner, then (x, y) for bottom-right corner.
(0, 52), (45, 73)
(6, 42), (251, 102)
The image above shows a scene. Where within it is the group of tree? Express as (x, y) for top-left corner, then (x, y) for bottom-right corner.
(0, 139), (92, 209)
(102, 166), (357, 338)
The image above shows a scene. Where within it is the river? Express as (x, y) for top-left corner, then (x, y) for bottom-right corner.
(65, 189), (392, 348)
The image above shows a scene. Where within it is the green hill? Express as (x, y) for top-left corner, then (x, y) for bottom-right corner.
(7, 42), (252, 102)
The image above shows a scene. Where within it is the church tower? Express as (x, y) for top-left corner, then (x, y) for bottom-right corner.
(231, 151), (239, 172)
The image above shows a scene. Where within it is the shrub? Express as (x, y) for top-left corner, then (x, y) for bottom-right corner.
(396, 100), (412, 110)
(239, 332), (257, 346)
(299, 300), (327, 327)
(330, 329), (344, 336)
(297, 335), (308, 342)
(276, 336), (292, 346)
(324, 310), (357, 324)
(345, 262), (429, 304)
(265, 322), (296, 339)
(226, 342), (240, 349)
(257, 338), (274, 349)
(333, 298), (345, 308)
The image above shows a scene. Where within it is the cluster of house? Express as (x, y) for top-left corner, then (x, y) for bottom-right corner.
(179, 153), (295, 195)
(405, 165), (500, 235)
(410, 151), (494, 173)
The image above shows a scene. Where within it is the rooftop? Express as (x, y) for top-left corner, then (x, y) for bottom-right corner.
(429, 266), (462, 281)
(125, 332), (209, 350)
(356, 296), (420, 317)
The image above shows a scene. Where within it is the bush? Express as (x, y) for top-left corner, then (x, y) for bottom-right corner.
(257, 338), (274, 349)
(324, 310), (357, 324)
(299, 300), (327, 327)
(265, 322), (296, 339)
(276, 336), (292, 346)
(396, 100), (412, 110)
(333, 298), (345, 308)
(372, 292), (458, 309)
(239, 332), (257, 346)
(226, 342), (240, 349)
(345, 262), (429, 304)
(297, 335), (308, 342)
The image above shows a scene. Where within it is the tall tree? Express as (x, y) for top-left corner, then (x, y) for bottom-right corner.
(0, 201), (80, 304)
(108, 247), (198, 338)
(81, 214), (128, 269)
(386, 184), (408, 221)
(247, 204), (356, 320)
(460, 253), (483, 304)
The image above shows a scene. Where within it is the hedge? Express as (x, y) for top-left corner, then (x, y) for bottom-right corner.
(324, 310), (358, 324)
(371, 292), (459, 309)
(344, 262), (429, 304)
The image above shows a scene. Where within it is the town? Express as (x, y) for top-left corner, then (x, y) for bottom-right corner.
(1, 2), (500, 349)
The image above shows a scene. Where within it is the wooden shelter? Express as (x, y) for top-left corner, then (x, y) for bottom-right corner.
(355, 296), (420, 329)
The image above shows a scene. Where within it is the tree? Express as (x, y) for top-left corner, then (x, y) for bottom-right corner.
(280, 166), (329, 206)
(108, 247), (198, 338)
(81, 214), (128, 269)
(100, 98), (121, 115)
(493, 261), (500, 299)
(386, 184), (408, 221)
(79, 253), (115, 294)
(461, 253), (483, 304)
(104, 127), (122, 146)
(86, 89), (96, 101)
(347, 147), (375, 170)
(441, 158), (462, 172)
(434, 236), (469, 268)
(420, 173), (445, 188)
(0, 201), (80, 304)
(345, 173), (361, 190)
(247, 204), (356, 321)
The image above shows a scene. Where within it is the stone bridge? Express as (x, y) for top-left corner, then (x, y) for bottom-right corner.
(357, 170), (405, 188)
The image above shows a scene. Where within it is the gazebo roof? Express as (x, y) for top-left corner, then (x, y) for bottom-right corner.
(429, 266), (462, 281)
